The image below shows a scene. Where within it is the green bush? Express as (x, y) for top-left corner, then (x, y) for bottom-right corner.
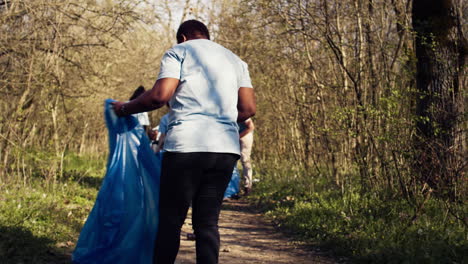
(250, 171), (467, 263)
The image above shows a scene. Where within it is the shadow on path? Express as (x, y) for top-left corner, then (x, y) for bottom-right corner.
(176, 199), (337, 264)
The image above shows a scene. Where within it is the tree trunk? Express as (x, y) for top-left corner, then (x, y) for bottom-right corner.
(412, 0), (466, 200)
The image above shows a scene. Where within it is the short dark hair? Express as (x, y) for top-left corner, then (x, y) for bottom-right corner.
(176, 20), (210, 44)
(129, 85), (145, 100)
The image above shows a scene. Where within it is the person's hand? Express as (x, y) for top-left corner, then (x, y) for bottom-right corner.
(148, 130), (157, 141)
(111, 101), (127, 117)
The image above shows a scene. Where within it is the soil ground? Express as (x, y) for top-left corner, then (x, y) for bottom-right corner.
(175, 199), (338, 264)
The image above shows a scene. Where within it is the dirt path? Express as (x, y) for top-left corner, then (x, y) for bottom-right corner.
(175, 199), (337, 264)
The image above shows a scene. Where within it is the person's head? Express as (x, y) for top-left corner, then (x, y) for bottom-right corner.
(176, 20), (210, 44)
(129, 85), (145, 100)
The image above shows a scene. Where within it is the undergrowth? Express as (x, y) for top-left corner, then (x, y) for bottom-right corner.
(0, 152), (106, 264)
(249, 167), (467, 264)
(1, 152), (466, 263)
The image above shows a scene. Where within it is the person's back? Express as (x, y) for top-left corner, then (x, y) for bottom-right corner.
(160, 39), (251, 154)
(111, 19), (256, 264)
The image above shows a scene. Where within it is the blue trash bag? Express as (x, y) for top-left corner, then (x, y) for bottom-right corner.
(72, 99), (161, 264)
(224, 166), (240, 198)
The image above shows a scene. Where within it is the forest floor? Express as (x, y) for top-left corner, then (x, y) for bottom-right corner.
(175, 199), (339, 264)
(0, 190), (338, 264)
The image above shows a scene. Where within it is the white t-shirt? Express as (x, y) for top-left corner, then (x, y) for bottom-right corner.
(133, 112), (149, 126)
(157, 39), (253, 154)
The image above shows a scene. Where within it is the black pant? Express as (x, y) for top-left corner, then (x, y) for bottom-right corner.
(153, 152), (239, 264)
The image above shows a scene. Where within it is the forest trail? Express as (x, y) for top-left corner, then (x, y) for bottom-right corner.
(175, 199), (337, 264)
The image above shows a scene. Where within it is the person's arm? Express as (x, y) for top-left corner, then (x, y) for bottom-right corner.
(237, 87), (256, 122)
(155, 133), (166, 152)
(112, 78), (179, 116)
(239, 119), (255, 138)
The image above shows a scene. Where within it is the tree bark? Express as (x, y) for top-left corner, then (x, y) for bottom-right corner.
(412, 0), (467, 200)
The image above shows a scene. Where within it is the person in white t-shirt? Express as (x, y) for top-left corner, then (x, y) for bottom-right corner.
(112, 20), (256, 264)
(238, 118), (255, 195)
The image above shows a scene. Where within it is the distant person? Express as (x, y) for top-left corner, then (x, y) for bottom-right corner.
(239, 118), (255, 195)
(129, 86), (150, 132)
(155, 113), (169, 152)
(112, 20), (256, 264)
(148, 127), (159, 153)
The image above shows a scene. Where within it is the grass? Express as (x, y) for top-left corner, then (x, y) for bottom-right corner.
(1, 153), (466, 263)
(249, 168), (468, 264)
(0, 152), (106, 264)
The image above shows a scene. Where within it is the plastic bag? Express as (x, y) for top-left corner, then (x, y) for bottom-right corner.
(72, 99), (160, 264)
(224, 166), (240, 198)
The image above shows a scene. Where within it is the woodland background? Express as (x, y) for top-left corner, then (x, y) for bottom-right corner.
(0, 0), (466, 263)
